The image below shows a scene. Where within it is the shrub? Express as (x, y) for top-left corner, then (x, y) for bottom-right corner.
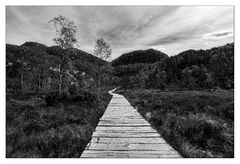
(6, 90), (112, 157)
(124, 90), (234, 158)
(45, 92), (59, 106)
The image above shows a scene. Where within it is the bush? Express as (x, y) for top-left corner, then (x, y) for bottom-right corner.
(45, 90), (97, 107)
(45, 92), (59, 106)
(175, 115), (223, 148)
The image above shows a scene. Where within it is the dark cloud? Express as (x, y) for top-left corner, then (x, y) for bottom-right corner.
(147, 29), (198, 46)
(203, 31), (233, 40)
(211, 31), (232, 37)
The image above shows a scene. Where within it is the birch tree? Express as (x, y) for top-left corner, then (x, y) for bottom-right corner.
(49, 15), (77, 94)
(93, 38), (112, 98)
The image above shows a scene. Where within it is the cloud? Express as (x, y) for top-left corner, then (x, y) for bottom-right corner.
(147, 29), (198, 46)
(6, 6), (234, 59)
(203, 31), (233, 40)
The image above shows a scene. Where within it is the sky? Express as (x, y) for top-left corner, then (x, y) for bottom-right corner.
(6, 6), (234, 60)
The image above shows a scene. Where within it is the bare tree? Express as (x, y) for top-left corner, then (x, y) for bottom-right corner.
(49, 15), (78, 94)
(93, 38), (112, 98)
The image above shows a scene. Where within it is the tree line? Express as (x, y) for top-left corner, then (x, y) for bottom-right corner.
(113, 43), (234, 91)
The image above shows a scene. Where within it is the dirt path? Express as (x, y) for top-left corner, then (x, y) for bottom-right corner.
(81, 89), (181, 158)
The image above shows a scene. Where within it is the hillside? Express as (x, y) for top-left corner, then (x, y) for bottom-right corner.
(6, 41), (113, 158)
(22, 41), (48, 51)
(6, 41), (110, 94)
(111, 49), (169, 66)
(170, 43), (234, 69)
(20, 42), (108, 65)
(114, 43), (234, 90)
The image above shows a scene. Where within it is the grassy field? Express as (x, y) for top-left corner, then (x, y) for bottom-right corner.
(6, 89), (112, 158)
(120, 89), (234, 158)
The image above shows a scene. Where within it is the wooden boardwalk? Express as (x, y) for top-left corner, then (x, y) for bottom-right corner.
(81, 89), (181, 158)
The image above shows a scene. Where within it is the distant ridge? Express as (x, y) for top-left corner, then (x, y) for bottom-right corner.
(21, 41), (48, 49)
(112, 49), (168, 66)
(6, 41), (109, 66)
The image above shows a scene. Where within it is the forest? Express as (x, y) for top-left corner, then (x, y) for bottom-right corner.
(113, 43), (234, 91)
(7, 42), (234, 102)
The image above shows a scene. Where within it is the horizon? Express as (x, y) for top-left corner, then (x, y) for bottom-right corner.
(6, 6), (234, 60)
(5, 40), (234, 61)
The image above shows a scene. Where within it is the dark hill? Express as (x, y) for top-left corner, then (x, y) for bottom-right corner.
(113, 42), (234, 90)
(6, 41), (111, 93)
(7, 42), (108, 66)
(111, 49), (168, 66)
(67, 48), (108, 66)
(21, 41), (48, 51)
(170, 43), (234, 69)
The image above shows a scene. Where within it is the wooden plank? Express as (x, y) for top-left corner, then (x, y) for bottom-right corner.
(100, 118), (146, 121)
(90, 137), (167, 144)
(100, 117), (143, 120)
(103, 114), (140, 116)
(81, 151), (180, 158)
(99, 120), (148, 124)
(102, 116), (141, 118)
(102, 114), (140, 117)
(95, 126), (154, 131)
(102, 114), (140, 116)
(95, 130), (155, 133)
(97, 124), (150, 126)
(86, 143), (173, 151)
(108, 107), (134, 109)
(104, 110), (139, 113)
(92, 132), (161, 138)
(81, 154), (180, 158)
(102, 115), (141, 118)
(103, 112), (140, 115)
(81, 150), (180, 155)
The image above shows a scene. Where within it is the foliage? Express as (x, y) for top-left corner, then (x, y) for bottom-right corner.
(48, 15), (78, 94)
(111, 48), (168, 66)
(113, 43), (234, 91)
(124, 89), (234, 158)
(6, 38), (114, 157)
(93, 38), (112, 98)
(93, 38), (112, 62)
(6, 91), (112, 158)
(48, 15), (78, 49)
(6, 42), (111, 94)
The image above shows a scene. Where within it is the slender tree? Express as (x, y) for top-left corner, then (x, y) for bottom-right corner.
(93, 38), (112, 98)
(18, 46), (31, 91)
(49, 15), (78, 94)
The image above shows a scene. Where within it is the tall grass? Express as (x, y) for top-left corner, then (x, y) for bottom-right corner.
(6, 90), (112, 158)
(123, 90), (234, 158)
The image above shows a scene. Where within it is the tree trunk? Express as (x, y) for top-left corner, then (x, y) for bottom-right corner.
(97, 65), (101, 99)
(38, 73), (41, 92)
(98, 76), (101, 99)
(59, 65), (62, 95)
(21, 65), (24, 91)
(48, 77), (52, 90)
(59, 46), (65, 95)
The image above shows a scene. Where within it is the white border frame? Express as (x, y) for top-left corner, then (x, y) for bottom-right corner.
(1, 0), (239, 164)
